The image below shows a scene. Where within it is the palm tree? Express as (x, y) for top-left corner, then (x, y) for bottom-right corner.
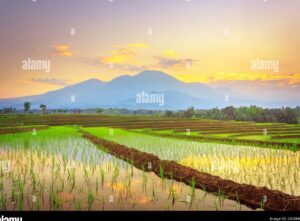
(24, 102), (31, 113)
(40, 104), (47, 114)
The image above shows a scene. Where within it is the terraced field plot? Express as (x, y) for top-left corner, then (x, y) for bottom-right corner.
(139, 124), (300, 148)
(0, 115), (300, 211)
(1, 115), (299, 148)
(0, 126), (249, 211)
(85, 127), (300, 196)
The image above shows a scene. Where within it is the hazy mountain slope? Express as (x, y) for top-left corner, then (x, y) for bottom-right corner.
(0, 70), (294, 109)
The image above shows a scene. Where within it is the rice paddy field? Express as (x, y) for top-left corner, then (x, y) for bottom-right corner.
(85, 127), (300, 196)
(0, 114), (300, 211)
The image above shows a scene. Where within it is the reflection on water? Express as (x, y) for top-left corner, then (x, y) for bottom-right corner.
(95, 130), (300, 196)
(0, 137), (250, 211)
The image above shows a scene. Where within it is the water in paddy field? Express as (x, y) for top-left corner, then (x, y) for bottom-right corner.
(0, 137), (251, 211)
(90, 128), (300, 196)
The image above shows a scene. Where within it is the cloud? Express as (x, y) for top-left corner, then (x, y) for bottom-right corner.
(100, 42), (150, 64)
(208, 78), (300, 102)
(163, 49), (178, 58)
(111, 64), (149, 72)
(155, 57), (196, 71)
(52, 44), (74, 57)
(97, 42), (151, 71)
(206, 73), (300, 87)
(98, 44), (198, 72)
(30, 78), (68, 86)
(80, 56), (149, 72)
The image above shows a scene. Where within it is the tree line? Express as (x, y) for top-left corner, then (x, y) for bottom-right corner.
(165, 106), (300, 124)
(1, 102), (299, 124)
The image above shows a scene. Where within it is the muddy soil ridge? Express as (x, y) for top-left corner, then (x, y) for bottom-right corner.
(0, 125), (49, 135)
(82, 131), (300, 211)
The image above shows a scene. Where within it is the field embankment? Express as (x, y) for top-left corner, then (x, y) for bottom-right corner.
(1, 114), (299, 148)
(0, 125), (49, 135)
(142, 132), (300, 150)
(82, 131), (300, 211)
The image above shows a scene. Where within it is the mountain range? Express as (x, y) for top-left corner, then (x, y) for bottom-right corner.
(0, 70), (298, 110)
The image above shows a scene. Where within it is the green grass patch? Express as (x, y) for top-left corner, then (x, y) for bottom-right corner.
(0, 126), (80, 147)
(272, 138), (300, 144)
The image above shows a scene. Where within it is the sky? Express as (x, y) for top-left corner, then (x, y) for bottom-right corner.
(0, 0), (299, 99)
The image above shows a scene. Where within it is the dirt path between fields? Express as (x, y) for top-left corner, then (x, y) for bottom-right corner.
(82, 131), (300, 211)
(0, 125), (49, 135)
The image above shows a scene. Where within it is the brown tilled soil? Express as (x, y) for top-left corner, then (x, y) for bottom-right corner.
(0, 125), (49, 135)
(82, 132), (300, 211)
